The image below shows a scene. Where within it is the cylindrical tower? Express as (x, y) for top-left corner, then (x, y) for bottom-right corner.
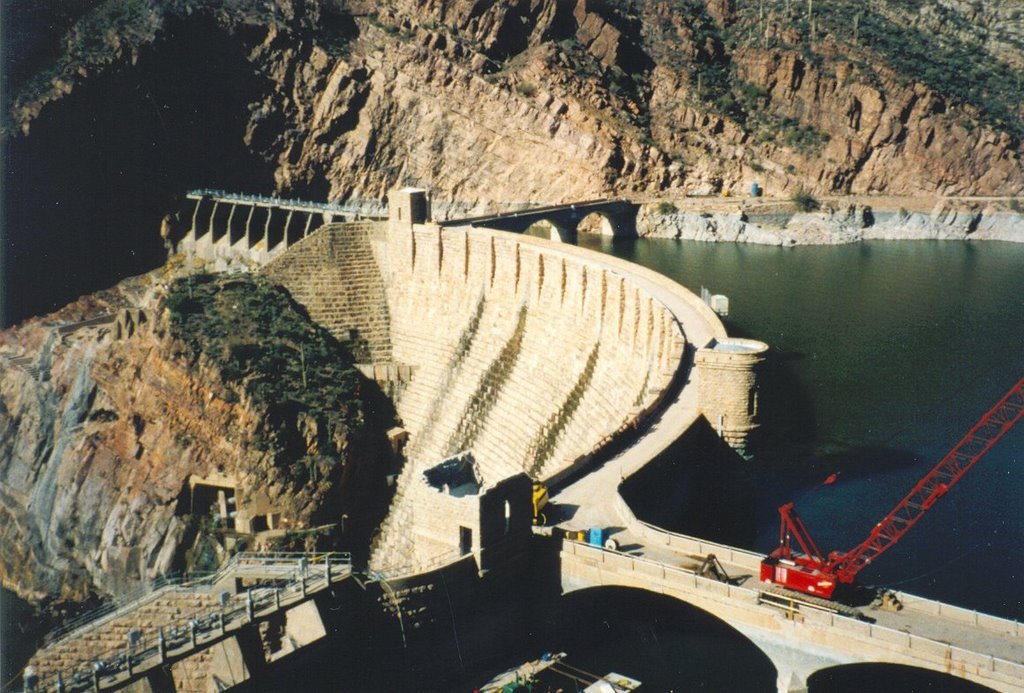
(695, 338), (769, 458)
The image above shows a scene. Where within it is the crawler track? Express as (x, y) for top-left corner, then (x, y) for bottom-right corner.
(758, 586), (865, 620)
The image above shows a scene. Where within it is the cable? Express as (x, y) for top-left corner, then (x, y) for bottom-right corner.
(877, 540), (987, 587)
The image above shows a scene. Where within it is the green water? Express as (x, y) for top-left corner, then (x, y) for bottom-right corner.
(580, 236), (1024, 619)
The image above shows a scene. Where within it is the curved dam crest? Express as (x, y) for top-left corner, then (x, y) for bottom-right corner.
(254, 206), (754, 574)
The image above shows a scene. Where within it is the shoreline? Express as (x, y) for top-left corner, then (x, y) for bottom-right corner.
(636, 195), (1024, 246)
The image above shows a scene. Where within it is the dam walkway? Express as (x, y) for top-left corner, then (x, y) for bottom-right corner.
(24, 553), (351, 693)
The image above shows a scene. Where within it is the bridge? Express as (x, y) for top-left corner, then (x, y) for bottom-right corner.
(439, 198), (640, 242)
(558, 527), (1023, 692)
(175, 192), (639, 269)
(174, 190), (386, 266)
(548, 353), (1024, 693)
(22, 553), (351, 693)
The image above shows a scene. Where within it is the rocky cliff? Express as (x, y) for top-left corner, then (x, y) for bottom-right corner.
(6, 0), (1022, 203)
(4, 0), (1023, 323)
(0, 269), (394, 605)
(3, 0), (1024, 601)
(639, 198), (1024, 245)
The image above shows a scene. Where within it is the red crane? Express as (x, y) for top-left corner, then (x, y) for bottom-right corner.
(760, 376), (1024, 599)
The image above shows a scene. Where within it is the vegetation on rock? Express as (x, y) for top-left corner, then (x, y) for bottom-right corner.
(791, 189), (820, 212)
(164, 273), (364, 483)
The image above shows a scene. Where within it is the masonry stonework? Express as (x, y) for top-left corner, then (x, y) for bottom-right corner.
(695, 338), (769, 457)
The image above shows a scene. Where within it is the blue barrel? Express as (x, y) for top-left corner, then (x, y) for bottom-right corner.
(588, 527), (605, 547)
(751, 182), (761, 197)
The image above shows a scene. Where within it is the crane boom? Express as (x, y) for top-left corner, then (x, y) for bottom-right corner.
(828, 377), (1024, 583)
(761, 376), (1024, 599)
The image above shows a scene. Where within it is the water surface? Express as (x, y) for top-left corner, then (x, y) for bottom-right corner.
(580, 236), (1024, 620)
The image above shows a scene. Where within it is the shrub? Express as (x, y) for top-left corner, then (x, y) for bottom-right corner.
(657, 201), (679, 216)
(516, 81), (537, 98)
(164, 274), (364, 481)
(791, 190), (820, 212)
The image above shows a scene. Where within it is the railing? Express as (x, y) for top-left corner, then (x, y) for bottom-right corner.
(43, 573), (209, 646)
(438, 198), (618, 227)
(615, 492), (1024, 638)
(26, 553), (351, 693)
(561, 539), (1024, 688)
(185, 189), (386, 217)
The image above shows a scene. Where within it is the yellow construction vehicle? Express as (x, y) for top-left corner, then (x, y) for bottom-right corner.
(532, 482), (549, 525)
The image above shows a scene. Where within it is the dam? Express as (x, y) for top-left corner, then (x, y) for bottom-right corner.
(16, 190), (1023, 692)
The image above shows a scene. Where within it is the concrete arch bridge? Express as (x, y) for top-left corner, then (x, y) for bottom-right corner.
(558, 534), (1024, 693)
(439, 199), (640, 242)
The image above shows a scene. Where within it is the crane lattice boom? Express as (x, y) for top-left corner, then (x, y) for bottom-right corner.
(762, 376), (1024, 599)
(828, 377), (1024, 583)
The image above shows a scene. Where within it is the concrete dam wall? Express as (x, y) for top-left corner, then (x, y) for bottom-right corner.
(261, 221), (689, 572)
(263, 222), (684, 485)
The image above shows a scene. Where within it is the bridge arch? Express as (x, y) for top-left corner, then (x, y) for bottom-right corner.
(556, 586), (777, 691)
(808, 663), (997, 692)
(527, 218), (577, 243)
(577, 210), (617, 237)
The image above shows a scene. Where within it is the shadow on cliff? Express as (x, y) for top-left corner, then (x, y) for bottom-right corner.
(3, 12), (279, 326)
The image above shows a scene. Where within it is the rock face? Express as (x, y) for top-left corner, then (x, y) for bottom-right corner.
(0, 271), (390, 603)
(639, 201), (1023, 245)
(3, 0), (1023, 601)
(4, 0), (1023, 323)
(5, 0), (1022, 207)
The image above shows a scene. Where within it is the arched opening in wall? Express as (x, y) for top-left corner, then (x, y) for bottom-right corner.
(577, 211), (616, 236)
(209, 202), (232, 244)
(555, 587), (776, 691)
(255, 207), (279, 250)
(186, 197), (209, 238)
(525, 219), (574, 243)
(808, 663), (995, 692)
(285, 210), (305, 247)
(228, 204), (246, 245)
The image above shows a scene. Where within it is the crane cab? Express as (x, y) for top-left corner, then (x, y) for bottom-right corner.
(760, 552), (837, 599)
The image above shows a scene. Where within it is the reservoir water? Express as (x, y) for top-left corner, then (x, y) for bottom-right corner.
(579, 235), (1024, 621)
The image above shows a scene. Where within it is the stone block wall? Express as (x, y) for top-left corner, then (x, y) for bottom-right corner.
(382, 225), (682, 481)
(694, 338), (769, 457)
(28, 587), (221, 683)
(260, 223), (392, 363)
(252, 219), (690, 573)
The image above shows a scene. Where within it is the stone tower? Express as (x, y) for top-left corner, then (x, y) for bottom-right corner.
(388, 187), (430, 226)
(695, 338), (768, 458)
